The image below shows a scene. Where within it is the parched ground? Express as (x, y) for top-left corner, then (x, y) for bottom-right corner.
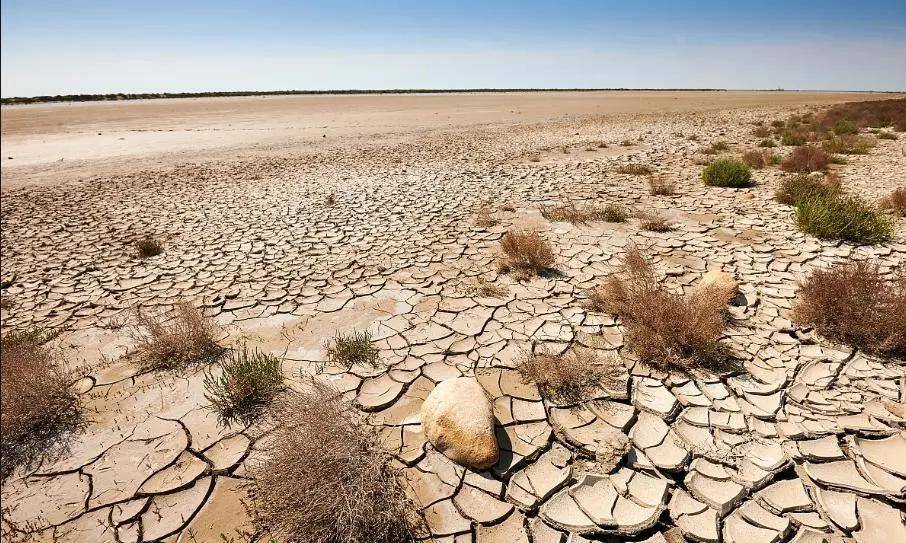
(1, 92), (905, 543)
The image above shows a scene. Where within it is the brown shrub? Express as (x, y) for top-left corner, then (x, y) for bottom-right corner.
(617, 164), (653, 175)
(133, 302), (222, 371)
(648, 175), (676, 196)
(589, 248), (730, 369)
(471, 277), (508, 298)
(794, 262), (905, 357)
(817, 98), (906, 132)
(135, 237), (163, 258)
(741, 149), (777, 169)
(702, 141), (730, 155)
(753, 125), (771, 138)
(518, 349), (624, 404)
(781, 145), (831, 173)
(541, 200), (587, 223)
(880, 187), (906, 217)
(250, 379), (422, 543)
(498, 230), (555, 279)
(1, 329), (80, 479)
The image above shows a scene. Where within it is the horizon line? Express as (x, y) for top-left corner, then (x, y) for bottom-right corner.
(5, 87), (903, 105)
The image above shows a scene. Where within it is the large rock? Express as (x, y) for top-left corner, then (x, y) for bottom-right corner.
(421, 377), (499, 469)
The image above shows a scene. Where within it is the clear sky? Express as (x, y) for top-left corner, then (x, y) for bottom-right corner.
(2, 0), (905, 97)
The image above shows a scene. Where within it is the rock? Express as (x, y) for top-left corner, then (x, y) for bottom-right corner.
(421, 377), (499, 469)
(595, 431), (630, 473)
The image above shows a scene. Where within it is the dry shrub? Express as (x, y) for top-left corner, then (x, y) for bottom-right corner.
(498, 230), (555, 279)
(617, 164), (653, 175)
(1, 329), (80, 479)
(518, 348), (624, 404)
(325, 193), (337, 206)
(250, 380), (422, 543)
(594, 203), (630, 223)
(324, 330), (379, 369)
(781, 145), (830, 173)
(702, 140), (730, 155)
(638, 210), (674, 232)
(877, 131), (898, 140)
(648, 175), (676, 196)
(758, 138), (776, 148)
(473, 206), (498, 228)
(775, 174), (841, 206)
(541, 200), (587, 223)
(880, 187), (906, 217)
(822, 134), (876, 155)
(794, 262), (905, 357)
(742, 149), (777, 169)
(589, 248), (730, 369)
(471, 277), (508, 298)
(133, 302), (222, 371)
(135, 236), (163, 258)
(753, 125), (771, 138)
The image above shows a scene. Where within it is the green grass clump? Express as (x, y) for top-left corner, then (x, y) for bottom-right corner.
(822, 134), (876, 155)
(325, 330), (380, 369)
(833, 119), (858, 135)
(797, 192), (894, 244)
(204, 345), (284, 425)
(702, 158), (753, 188)
(781, 130), (807, 146)
(593, 203), (629, 223)
(775, 174), (840, 206)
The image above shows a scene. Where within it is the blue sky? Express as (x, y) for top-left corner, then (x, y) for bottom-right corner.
(2, 0), (905, 96)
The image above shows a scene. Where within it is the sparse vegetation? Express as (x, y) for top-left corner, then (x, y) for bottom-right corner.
(518, 349), (623, 404)
(540, 200), (589, 223)
(780, 130), (807, 146)
(324, 330), (380, 369)
(617, 164), (653, 175)
(135, 236), (164, 258)
(794, 262), (905, 357)
(880, 187), (906, 217)
(816, 98), (906, 132)
(796, 191), (894, 244)
(833, 119), (858, 135)
(498, 230), (555, 279)
(133, 302), (222, 371)
(595, 203), (630, 223)
(1, 328), (80, 479)
(758, 138), (776, 148)
(877, 131), (898, 140)
(587, 248), (730, 369)
(325, 193), (337, 206)
(471, 277), (508, 298)
(204, 345), (284, 426)
(648, 175), (676, 195)
(250, 379), (422, 543)
(701, 158), (753, 187)
(741, 149), (778, 169)
(781, 145), (830, 173)
(753, 125), (771, 138)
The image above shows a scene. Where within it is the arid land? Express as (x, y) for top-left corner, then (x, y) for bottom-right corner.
(1, 91), (905, 542)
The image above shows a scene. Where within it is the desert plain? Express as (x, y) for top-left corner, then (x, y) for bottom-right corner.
(1, 90), (905, 542)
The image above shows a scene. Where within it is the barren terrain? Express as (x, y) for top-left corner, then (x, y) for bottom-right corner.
(1, 91), (905, 543)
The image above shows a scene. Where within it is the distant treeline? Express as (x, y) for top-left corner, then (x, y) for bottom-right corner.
(1, 88), (730, 105)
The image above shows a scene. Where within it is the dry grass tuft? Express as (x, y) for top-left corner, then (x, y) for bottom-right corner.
(648, 175), (676, 196)
(880, 187), (906, 217)
(498, 230), (555, 279)
(471, 277), (508, 298)
(742, 149), (778, 169)
(1, 329), (80, 479)
(794, 262), (905, 357)
(594, 203), (630, 223)
(135, 236), (164, 258)
(638, 210), (674, 232)
(540, 200), (588, 223)
(250, 379), (423, 543)
(204, 345), (284, 426)
(617, 164), (654, 176)
(702, 140), (730, 155)
(781, 145), (831, 173)
(517, 348), (624, 404)
(473, 206), (499, 228)
(324, 330), (380, 369)
(588, 248), (730, 369)
(133, 302), (222, 371)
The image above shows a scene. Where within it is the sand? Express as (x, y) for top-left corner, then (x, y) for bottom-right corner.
(0, 90), (886, 187)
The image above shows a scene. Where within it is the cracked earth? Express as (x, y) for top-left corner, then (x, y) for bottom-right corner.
(1, 93), (905, 542)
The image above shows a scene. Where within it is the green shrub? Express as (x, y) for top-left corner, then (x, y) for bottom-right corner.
(797, 192), (894, 244)
(324, 330), (380, 369)
(775, 174), (840, 206)
(591, 203), (629, 223)
(204, 345), (284, 425)
(781, 130), (806, 146)
(877, 131), (898, 140)
(758, 138), (776, 148)
(702, 158), (753, 188)
(833, 119), (858, 135)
